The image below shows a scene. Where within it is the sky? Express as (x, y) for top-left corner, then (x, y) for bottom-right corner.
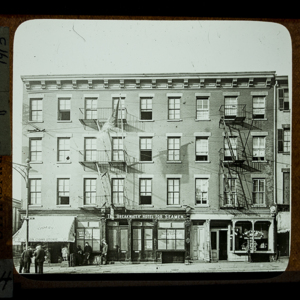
(12, 19), (292, 200)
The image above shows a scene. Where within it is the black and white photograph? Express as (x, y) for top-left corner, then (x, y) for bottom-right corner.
(11, 19), (291, 278)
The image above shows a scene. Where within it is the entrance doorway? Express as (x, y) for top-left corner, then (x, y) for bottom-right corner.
(191, 225), (205, 261)
(107, 224), (128, 261)
(211, 229), (228, 261)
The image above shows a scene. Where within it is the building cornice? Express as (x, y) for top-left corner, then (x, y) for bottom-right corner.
(21, 72), (278, 91)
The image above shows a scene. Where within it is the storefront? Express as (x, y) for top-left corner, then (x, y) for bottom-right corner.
(13, 215), (76, 263)
(105, 210), (190, 263)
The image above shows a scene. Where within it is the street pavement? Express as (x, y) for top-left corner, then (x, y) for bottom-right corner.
(15, 257), (290, 274)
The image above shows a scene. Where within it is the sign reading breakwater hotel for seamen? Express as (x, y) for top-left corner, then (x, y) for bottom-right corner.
(107, 214), (186, 220)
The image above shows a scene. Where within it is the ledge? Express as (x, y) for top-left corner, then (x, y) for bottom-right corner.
(57, 120), (72, 123)
(167, 119), (183, 122)
(139, 161), (154, 164)
(195, 119), (211, 122)
(30, 161), (43, 164)
(56, 205), (72, 208)
(139, 119), (155, 122)
(195, 161), (211, 163)
(167, 161), (182, 164)
(57, 161), (72, 164)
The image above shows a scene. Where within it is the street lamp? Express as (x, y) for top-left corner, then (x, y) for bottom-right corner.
(25, 158), (31, 250)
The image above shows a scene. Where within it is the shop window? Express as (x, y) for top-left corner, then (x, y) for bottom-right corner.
(168, 98), (180, 120)
(252, 136), (266, 161)
(140, 137), (152, 161)
(254, 222), (270, 251)
(29, 179), (41, 205)
(157, 221), (185, 250)
(57, 138), (70, 162)
(29, 138), (42, 162)
(196, 97), (209, 120)
(233, 222), (252, 251)
(252, 96), (265, 119)
(167, 137), (180, 161)
(139, 178), (152, 205)
(58, 98), (71, 120)
(30, 98), (43, 122)
(57, 178), (70, 205)
(195, 137), (208, 161)
(77, 221), (101, 252)
(85, 98), (97, 119)
(140, 98), (153, 120)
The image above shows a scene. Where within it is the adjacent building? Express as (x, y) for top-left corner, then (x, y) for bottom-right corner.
(13, 72), (289, 264)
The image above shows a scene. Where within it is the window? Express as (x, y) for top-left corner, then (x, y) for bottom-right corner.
(167, 137), (180, 161)
(140, 98), (152, 120)
(30, 98), (43, 121)
(196, 97), (209, 120)
(84, 137), (97, 161)
(57, 178), (70, 205)
(168, 98), (180, 120)
(84, 179), (96, 205)
(167, 179), (180, 205)
(223, 178), (236, 205)
(29, 138), (42, 162)
(252, 179), (265, 205)
(283, 171), (290, 205)
(224, 137), (237, 161)
(195, 178), (208, 205)
(85, 98), (97, 119)
(58, 98), (70, 120)
(77, 222), (101, 252)
(224, 97), (237, 118)
(113, 97), (126, 120)
(252, 136), (266, 161)
(195, 137), (208, 161)
(139, 178), (152, 205)
(278, 88), (289, 111)
(29, 179), (41, 205)
(57, 138), (70, 162)
(140, 137), (152, 161)
(112, 137), (124, 161)
(253, 96), (265, 119)
(278, 128), (290, 153)
(112, 178), (124, 205)
(157, 221), (185, 250)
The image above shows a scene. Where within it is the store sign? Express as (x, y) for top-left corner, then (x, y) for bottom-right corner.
(107, 213), (185, 220)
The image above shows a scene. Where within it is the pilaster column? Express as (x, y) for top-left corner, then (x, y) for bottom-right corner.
(127, 219), (132, 262)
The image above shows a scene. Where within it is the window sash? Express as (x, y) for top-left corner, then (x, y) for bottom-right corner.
(253, 136), (266, 160)
(112, 179), (124, 204)
(224, 137), (237, 159)
(84, 138), (97, 161)
(168, 138), (180, 161)
(29, 179), (41, 205)
(30, 139), (42, 161)
(253, 97), (265, 117)
(112, 138), (124, 161)
(283, 130), (290, 152)
(167, 179), (180, 205)
(58, 179), (70, 204)
(58, 138), (70, 161)
(252, 179), (265, 204)
(168, 98), (180, 119)
(30, 99), (43, 121)
(196, 98), (209, 119)
(196, 138), (208, 160)
(224, 97), (237, 117)
(140, 98), (152, 111)
(195, 178), (208, 205)
(84, 179), (96, 205)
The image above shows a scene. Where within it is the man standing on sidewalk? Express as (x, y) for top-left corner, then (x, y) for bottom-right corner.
(101, 239), (108, 265)
(34, 245), (46, 274)
(83, 242), (92, 265)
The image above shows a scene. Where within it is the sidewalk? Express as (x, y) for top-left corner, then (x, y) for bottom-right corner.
(15, 257), (290, 274)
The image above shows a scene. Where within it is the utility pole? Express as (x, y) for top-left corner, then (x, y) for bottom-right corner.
(25, 158), (31, 250)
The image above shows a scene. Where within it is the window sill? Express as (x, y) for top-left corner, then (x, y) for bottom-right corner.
(57, 120), (72, 123)
(195, 204), (209, 207)
(57, 161), (72, 164)
(139, 205), (154, 207)
(56, 205), (71, 208)
(28, 120), (44, 123)
(29, 205), (43, 208)
(139, 161), (154, 164)
(251, 204), (267, 208)
(252, 118), (267, 121)
(167, 161), (182, 164)
(282, 152), (291, 155)
(195, 119), (211, 122)
(166, 205), (182, 207)
(30, 161), (43, 164)
(282, 110), (290, 113)
(167, 119), (183, 122)
(195, 160), (210, 163)
(252, 160), (267, 163)
(139, 120), (155, 122)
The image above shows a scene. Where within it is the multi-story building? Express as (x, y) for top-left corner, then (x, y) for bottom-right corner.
(275, 75), (291, 258)
(14, 72), (285, 264)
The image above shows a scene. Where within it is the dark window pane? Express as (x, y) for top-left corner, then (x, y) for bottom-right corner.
(196, 155), (208, 161)
(60, 196), (69, 205)
(140, 196), (151, 205)
(141, 111), (152, 120)
(140, 150), (152, 161)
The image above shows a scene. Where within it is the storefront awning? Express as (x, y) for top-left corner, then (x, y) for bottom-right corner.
(276, 212), (291, 233)
(13, 216), (76, 243)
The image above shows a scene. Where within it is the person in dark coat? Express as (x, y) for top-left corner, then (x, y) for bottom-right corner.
(83, 242), (92, 265)
(101, 239), (108, 265)
(23, 246), (34, 273)
(34, 245), (45, 274)
(75, 245), (83, 266)
(19, 248), (26, 273)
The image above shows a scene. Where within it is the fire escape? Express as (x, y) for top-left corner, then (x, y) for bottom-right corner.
(78, 98), (134, 214)
(219, 103), (262, 209)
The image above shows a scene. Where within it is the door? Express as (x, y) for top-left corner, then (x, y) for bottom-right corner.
(192, 226), (205, 260)
(132, 226), (154, 262)
(107, 225), (128, 261)
(211, 229), (228, 261)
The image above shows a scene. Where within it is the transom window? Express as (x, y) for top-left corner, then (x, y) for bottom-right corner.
(196, 98), (209, 120)
(168, 98), (180, 120)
